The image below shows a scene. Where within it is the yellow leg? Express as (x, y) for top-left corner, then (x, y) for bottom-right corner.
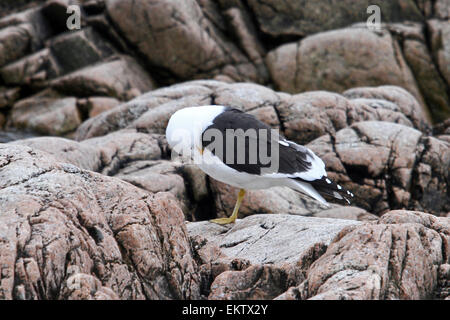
(210, 189), (246, 225)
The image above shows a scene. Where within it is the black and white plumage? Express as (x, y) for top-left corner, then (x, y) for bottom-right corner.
(166, 105), (354, 223)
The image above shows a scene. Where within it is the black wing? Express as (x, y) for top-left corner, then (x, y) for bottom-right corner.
(201, 107), (314, 175)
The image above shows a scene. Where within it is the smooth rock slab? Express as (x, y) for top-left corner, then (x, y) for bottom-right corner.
(187, 214), (360, 265)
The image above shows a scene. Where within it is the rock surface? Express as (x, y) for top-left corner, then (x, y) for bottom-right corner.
(0, 143), (200, 299)
(75, 80), (430, 142)
(307, 121), (450, 216)
(187, 214), (361, 265)
(187, 210), (450, 300)
(278, 210), (450, 300)
(0, 0), (449, 128)
(0, 141), (448, 300)
(8, 92), (82, 136)
(266, 27), (424, 111)
(9, 125), (379, 222)
(105, 0), (265, 83)
(0, 0), (449, 301)
(246, 0), (423, 37)
(71, 80), (448, 217)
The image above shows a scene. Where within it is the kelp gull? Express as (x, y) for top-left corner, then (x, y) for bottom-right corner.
(166, 105), (354, 224)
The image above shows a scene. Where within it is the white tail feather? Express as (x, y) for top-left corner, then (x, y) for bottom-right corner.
(285, 179), (329, 205)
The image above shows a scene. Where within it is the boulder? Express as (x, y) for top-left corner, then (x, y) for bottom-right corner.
(208, 264), (292, 300)
(189, 210), (450, 300)
(0, 5), (55, 64)
(0, 48), (60, 86)
(437, 264), (450, 299)
(0, 1), (45, 18)
(0, 143), (200, 299)
(10, 129), (202, 220)
(51, 56), (157, 100)
(10, 135), (102, 171)
(279, 210), (449, 300)
(59, 272), (119, 300)
(7, 92), (82, 136)
(11, 129), (165, 175)
(0, 131), (36, 143)
(428, 20), (450, 89)
(200, 210), (447, 300)
(0, 24), (34, 68)
(114, 160), (191, 216)
(222, 7), (269, 81)
(266, 27), (426, 121)
(105, 0), (263, 82)
(342, 85), (430, 131)
(434, 118), (450, 144)
(246, 0), (423, 37)
(49, 27), (115, 75)
(313, 206), (378, 221)
(75, 80), (429, 144)
(74, 81), (219, 140)
(389, 23), (450, 122)
(308, 121), (450, 216)
(72, 81), (447, 218)
(276, 88), (425, 145)
(80, 129), (166, 173)
(434, 0), (450, 19)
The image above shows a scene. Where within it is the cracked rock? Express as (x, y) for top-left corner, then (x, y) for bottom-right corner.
(246, 0), (423, 37)
(307, 121), (450, 216)
(0, 143), (200, 299)
(105, 0), (263, 82)
(282, 210), (449, 300)
(266, 27), (427, 122)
